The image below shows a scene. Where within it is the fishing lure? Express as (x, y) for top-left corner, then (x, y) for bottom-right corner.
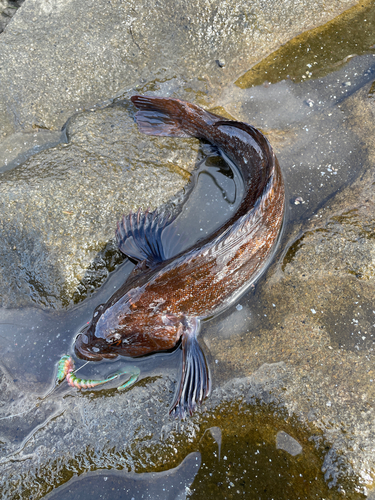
(56, 355), (140, 391)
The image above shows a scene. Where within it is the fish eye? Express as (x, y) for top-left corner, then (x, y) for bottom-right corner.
(93, 304), (104, 318)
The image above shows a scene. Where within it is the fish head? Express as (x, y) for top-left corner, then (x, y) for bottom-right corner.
(74, 290), (184, 361)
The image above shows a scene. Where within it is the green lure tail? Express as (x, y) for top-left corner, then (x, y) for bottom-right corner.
(56, 355), (74, 382)
(117, 369), (140, 391)
(56, 355), (140, 391)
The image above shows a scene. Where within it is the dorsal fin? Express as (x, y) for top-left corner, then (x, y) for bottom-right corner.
(116, 209), (176, 265)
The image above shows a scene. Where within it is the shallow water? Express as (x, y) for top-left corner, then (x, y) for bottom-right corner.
(235, 0), (375, 88)
(43, 452), (202, 500)
(44, 404), (337, 500)
(1, 2), (375, 498)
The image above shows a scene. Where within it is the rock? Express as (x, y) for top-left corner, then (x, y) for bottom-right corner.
(3, 68), (375, 496)
(1, 0), (375, 497)
(0, 0), (362, 307)
(276, 431), (303, 456)
(0, 102), (199, 308)
(0, 359), (329, 499)
(0, 0), (358, 138)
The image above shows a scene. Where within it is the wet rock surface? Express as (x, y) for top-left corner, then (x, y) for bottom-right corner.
(0, 361), (337, 499)
(1, 0), (375, 499)
(0, 103), (199, 308)
(0, 0), (357, 137)
(3, 73), (375, 497)
(0, 0), (360, 308)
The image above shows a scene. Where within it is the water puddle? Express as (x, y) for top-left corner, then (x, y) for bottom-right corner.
(188, 404), (338, 499)
(44, 452), (201, 500)
(0, 129), (66, 173)
(235, 0), (375, 88)
(33, 402), (355, 500)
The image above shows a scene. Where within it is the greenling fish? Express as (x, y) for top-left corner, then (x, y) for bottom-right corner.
(73, 95), (285, 418)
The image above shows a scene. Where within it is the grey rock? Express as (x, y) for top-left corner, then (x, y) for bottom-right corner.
(1, 58), (374, 500)
(1, 0), (375, 497)
(0, 360), (291, 499)
(0, 0), (357, 138)
(0, 103), (199, 308)
(205, 77), (375, 493)
(0, 0), (362, 308)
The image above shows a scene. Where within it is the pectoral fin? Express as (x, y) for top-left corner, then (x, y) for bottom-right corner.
(170, 317), (211, 418)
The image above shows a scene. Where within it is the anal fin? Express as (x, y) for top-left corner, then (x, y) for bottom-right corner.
(170, 317), (211, 418)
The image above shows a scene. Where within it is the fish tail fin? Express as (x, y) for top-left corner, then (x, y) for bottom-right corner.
(169, 318), (211, 418)
(131, 95), (220, 139)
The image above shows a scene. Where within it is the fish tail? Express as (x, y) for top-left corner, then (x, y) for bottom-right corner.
(169, 318), (211, 418)
(131, 95), (220, 139)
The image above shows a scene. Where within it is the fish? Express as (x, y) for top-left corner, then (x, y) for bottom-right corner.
(74, 95), (285, 418)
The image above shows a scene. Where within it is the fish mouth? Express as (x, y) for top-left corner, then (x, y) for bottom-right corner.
(74, 333), (118, 361)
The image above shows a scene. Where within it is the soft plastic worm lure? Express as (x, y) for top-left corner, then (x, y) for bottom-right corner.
(56, 355), (74, 382)
(56, 355), (140, 391)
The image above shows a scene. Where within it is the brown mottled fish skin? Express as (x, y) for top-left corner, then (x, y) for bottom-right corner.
(74, 96), (285, 418)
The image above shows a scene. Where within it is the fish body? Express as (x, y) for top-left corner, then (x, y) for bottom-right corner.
(74, 96), (285, 417)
